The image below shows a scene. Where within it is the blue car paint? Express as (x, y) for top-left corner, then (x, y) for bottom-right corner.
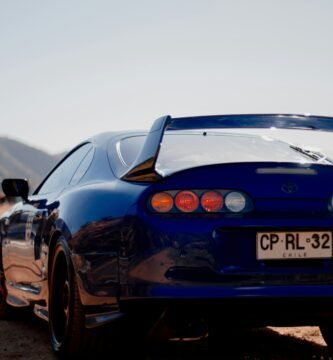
(2, 114), (333, 328)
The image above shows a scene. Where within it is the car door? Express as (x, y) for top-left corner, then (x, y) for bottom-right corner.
(2, 200), (51, 287)
(2, 143), (94, 290)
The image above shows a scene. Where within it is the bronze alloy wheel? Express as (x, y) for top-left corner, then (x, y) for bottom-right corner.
(48, 237), (86, 356)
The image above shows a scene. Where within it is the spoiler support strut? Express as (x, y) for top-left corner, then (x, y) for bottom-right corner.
(122, 115), (172, 182)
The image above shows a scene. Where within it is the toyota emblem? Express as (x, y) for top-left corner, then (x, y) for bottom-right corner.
(281, 182), (298, 194)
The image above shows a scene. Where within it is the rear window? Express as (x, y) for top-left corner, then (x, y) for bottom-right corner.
(156, 129), (333, 176)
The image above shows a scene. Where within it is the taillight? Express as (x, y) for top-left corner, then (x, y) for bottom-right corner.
(151, 192), (174, 213)
(149, 189), (251, 213)
(175, 191), (199, 213)
(225, 191), (246, 212)
(201, 191), (224, 212)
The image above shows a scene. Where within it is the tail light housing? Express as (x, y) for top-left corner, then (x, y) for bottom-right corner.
(201, 191), (224, 212)
(175, 191), (199, 213)
(151, 192), (174, 213)
(225, 191), (246, 212)
(149, 189), (252, 214)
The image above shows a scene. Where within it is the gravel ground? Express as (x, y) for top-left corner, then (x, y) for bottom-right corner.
(0, 308), (331, 360)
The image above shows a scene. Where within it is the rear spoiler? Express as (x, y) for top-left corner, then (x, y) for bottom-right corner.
(122, 115), (171, 182)
(122, 114), (333, 182)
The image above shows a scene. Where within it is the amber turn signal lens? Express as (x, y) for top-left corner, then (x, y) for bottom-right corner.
(175, 191), (199, 213)
(151, 192), (174, 213)
(201, 191), (223, 212)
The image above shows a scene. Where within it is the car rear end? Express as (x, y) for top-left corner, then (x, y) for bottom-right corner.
(118, 116), (333, 329)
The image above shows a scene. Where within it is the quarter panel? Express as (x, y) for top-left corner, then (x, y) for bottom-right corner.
(52, 180), (148, 306)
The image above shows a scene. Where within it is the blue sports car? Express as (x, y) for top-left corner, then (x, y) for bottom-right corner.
(1, 114), (333, 355)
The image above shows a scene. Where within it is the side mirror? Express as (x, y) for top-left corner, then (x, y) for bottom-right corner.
(1, 179), (29, 201)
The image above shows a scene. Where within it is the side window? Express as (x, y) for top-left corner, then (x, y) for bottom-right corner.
(118, 136), (146, 167)
(108, 135), (146, 177)
(70, 147), (94, 185)
(37, 143), (93, 195)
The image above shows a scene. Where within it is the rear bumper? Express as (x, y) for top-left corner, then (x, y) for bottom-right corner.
(119, 284), (333, 327)
(120, 283), (333, 299)
(74, 214), (333, 323)
(79, 283), (333, 329)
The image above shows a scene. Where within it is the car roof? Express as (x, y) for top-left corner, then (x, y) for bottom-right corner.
(84, 130), (148, 147)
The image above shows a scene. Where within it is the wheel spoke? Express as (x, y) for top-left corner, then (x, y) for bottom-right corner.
(50, 251), (71, 347)
(62, 280), (70, 318)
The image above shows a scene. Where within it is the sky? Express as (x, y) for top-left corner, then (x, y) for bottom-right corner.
(1, 0), (333, 154)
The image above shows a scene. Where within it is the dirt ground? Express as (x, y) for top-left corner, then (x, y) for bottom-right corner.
(0, 308), (331, 360)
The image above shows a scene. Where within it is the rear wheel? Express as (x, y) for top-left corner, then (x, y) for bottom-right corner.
(49, 238), (84, 355)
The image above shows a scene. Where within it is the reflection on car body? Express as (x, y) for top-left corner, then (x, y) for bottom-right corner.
(2, 114), (333, 356)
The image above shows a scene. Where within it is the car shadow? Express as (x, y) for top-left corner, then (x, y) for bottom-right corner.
(144, 327), (331, 360)
(0, 309), (331, 359)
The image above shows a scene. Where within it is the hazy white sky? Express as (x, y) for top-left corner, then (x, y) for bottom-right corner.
(1, 0), (333, 154)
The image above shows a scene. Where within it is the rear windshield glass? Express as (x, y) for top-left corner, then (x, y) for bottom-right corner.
(156, 129), (333, 176)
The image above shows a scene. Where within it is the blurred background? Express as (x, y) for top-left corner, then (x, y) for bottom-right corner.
(1, 0), (333, 191)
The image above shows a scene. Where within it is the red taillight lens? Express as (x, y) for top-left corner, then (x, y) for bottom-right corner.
(151, 192), (174, 213)
(201, 191), (224, 212)
(175, 191), (199, 213)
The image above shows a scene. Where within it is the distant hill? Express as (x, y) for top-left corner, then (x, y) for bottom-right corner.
(0, 137), (65, 192)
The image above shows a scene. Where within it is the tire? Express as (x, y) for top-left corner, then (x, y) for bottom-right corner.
(49, 238), (84, 356)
